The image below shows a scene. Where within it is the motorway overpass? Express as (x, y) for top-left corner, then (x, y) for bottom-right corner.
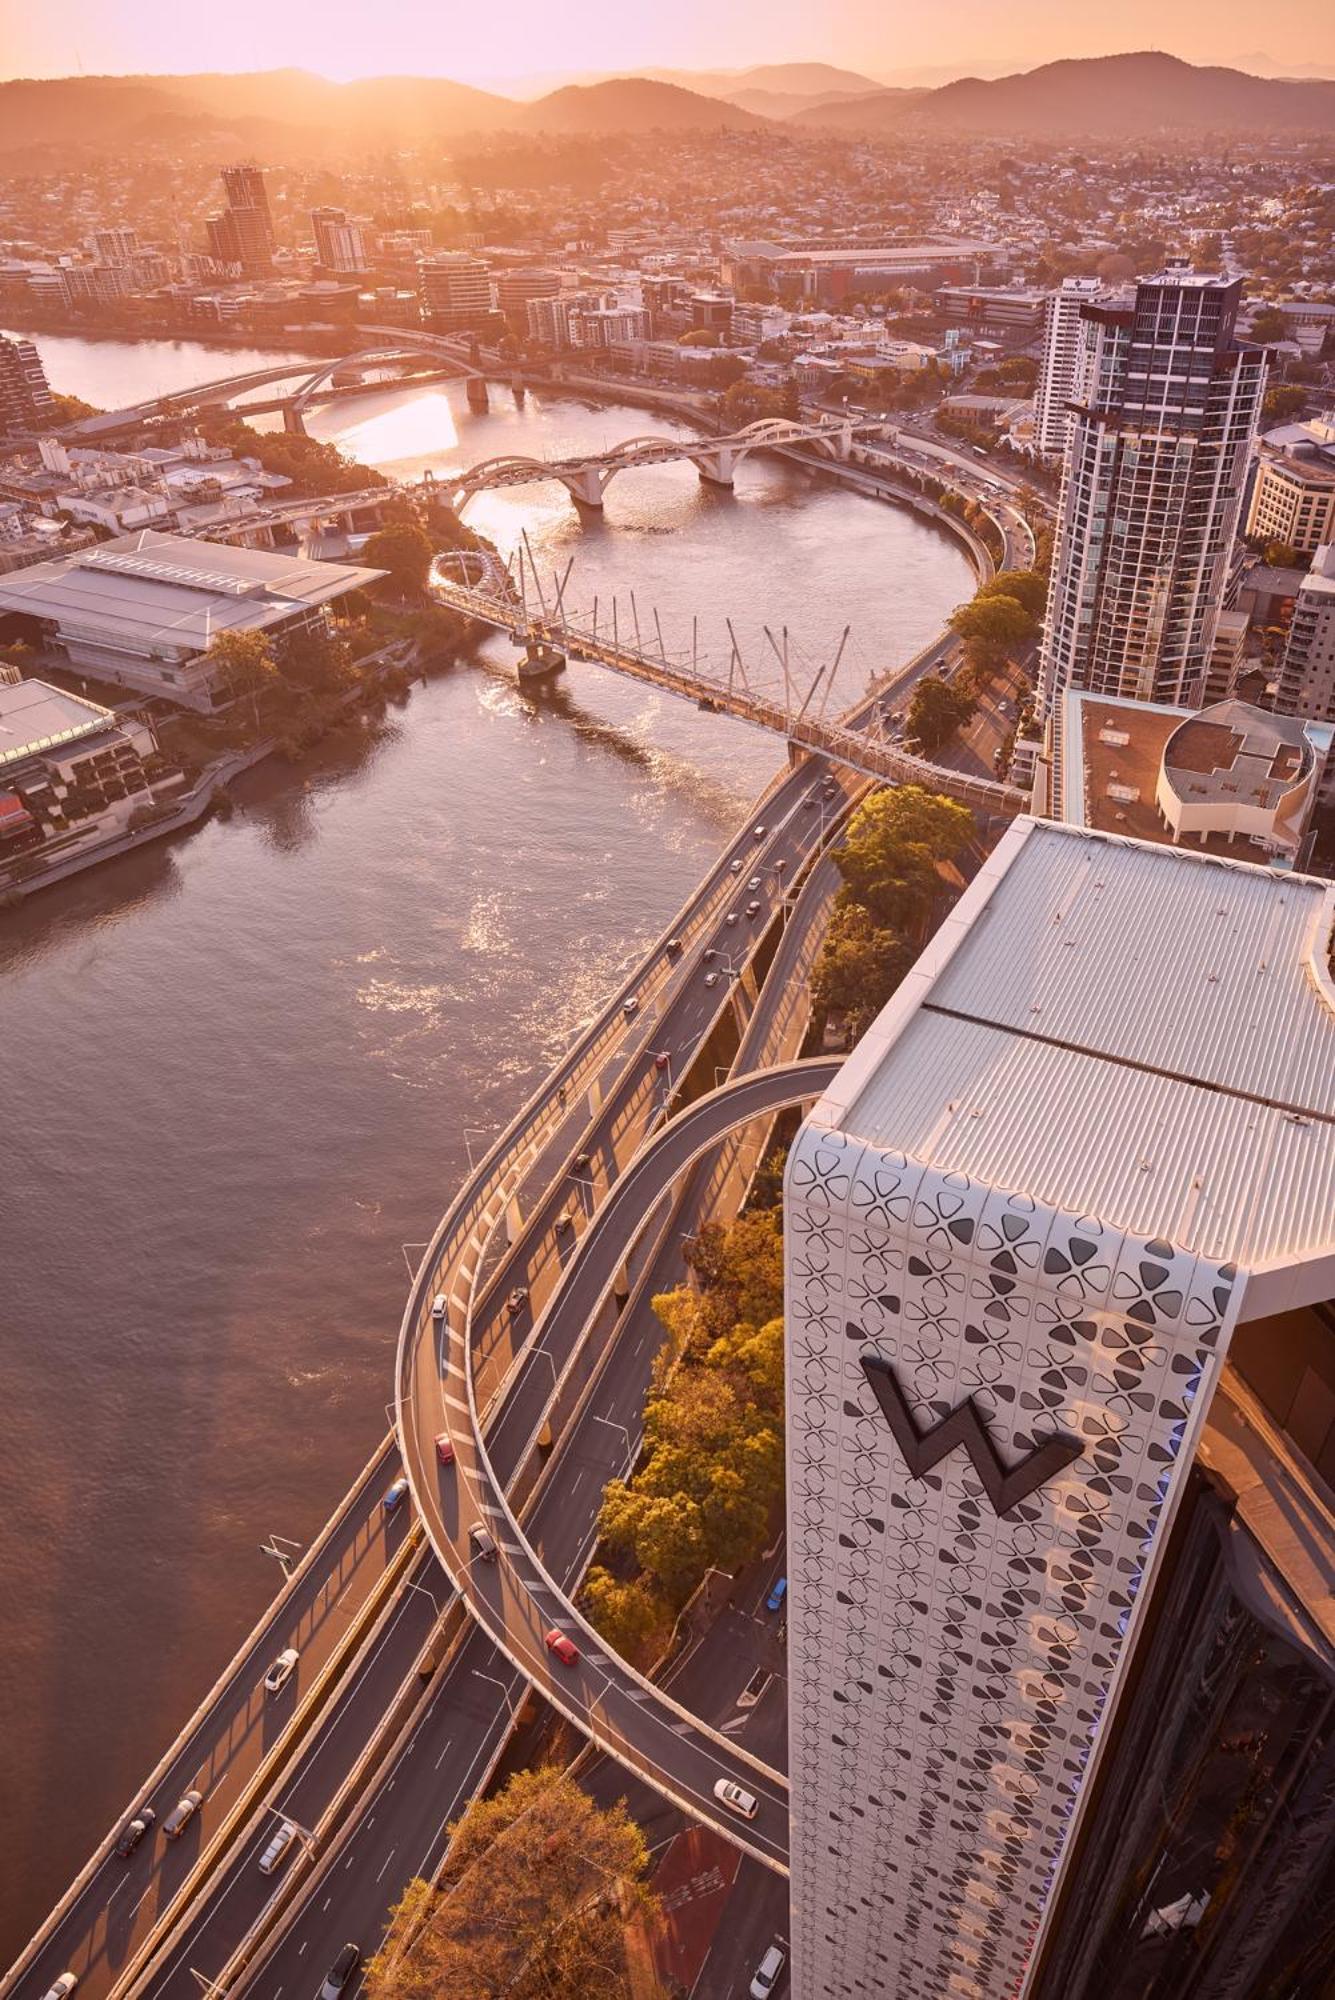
(399, 1060), (843, 1871)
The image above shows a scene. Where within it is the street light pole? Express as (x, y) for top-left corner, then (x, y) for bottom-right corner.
(259, 1533), (302, 1581)
(472, 1668), (520, 1721)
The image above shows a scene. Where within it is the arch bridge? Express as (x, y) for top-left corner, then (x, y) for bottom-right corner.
(65, 335), (489, 441)
(450, 414), (895, 513)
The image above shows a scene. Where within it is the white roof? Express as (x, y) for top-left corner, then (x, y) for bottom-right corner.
(0, 529), (384, 660)
(813, 820), (1335, 1300)
(0, 676), (115, 766)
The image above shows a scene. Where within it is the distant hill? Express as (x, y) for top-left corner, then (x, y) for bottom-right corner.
(4, 53), (1331, 159)
(519, 78), (767, 133)
(643, 62), (882, 101)
(795, 51), (1335, 134)
(0, 69), (518, 157)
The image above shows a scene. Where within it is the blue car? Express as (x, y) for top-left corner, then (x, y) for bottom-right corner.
(382, 1476), (409, 1514)
(766, 1576), (787, 1614)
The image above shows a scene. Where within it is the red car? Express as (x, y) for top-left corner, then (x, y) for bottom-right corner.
(654, 1051), (670, 1072)
(435, 1433), (455, 1466)
(544, 1628), (580, 1666)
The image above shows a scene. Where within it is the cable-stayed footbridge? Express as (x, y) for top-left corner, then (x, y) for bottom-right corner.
(433, 545), (1028, 817)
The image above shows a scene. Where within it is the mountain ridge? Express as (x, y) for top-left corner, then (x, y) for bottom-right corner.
(2, 52), (1332, 157)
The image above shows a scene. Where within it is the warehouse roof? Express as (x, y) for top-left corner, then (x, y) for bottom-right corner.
(813, 819), (1335, 1292)
(0, 530), (384, 659)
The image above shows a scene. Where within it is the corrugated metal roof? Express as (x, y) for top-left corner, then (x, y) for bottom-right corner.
(838, 820), (1335, 1274)
(926, 821), (1334, 1114)
(0, 529), (385, 657)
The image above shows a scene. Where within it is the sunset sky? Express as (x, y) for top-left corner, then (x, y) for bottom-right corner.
(1, 0), (1333, 89)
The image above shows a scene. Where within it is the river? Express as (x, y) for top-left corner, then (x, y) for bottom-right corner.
(0, 334), (974, 1960)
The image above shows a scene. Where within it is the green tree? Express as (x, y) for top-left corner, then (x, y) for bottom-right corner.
(1263, 384), (1307, 422)
(206, 628), (279, 725)
(363, 523), (434, 598)
(810, 902), (916, 1041)
(948, 592), (1035, 663)
(976, 568), (1048, 619)
(365, 1767), (662, 2000)
(905, 677), (976, 756)
(581, 1570), (671, 1667)
(1263, 540), (1305, 570)
(1250, 307), (1289, 343)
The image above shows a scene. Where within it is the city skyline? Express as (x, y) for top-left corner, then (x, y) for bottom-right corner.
(2, 0), (1335, 89)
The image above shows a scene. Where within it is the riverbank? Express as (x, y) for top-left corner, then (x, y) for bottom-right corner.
(0, 635), (429, 902)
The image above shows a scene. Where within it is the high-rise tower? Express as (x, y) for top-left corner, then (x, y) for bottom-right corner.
(1037, 270), (1266, 716)
(1033, 276), (1102, 460)
(783, 818), (1335, 2000)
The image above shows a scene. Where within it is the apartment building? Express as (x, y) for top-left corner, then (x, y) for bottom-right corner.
(1038, 270), (1268, 715)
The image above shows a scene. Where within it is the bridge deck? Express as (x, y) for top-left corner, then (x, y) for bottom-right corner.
(431, 575), (1026, 816)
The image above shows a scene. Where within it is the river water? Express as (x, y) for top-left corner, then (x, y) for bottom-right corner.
(0, 335), (973, 1958)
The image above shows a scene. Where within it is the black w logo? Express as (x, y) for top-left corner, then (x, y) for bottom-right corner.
(860, 1352), (1082, 1517)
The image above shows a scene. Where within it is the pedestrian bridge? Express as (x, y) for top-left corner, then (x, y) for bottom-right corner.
(431, 552), (1027, 818)
(450, 415), (895, 513)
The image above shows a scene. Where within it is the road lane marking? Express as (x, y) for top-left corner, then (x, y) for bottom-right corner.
(322, 1898), (332, 1912)
(375, 1847), (396, 1883)
(434, 1738), (455, 1769)
(298, 1941), (306, 1957)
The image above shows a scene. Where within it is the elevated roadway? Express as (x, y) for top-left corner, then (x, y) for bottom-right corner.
(103, 767), (856, 2000)
(398, 1060), (843, 1872)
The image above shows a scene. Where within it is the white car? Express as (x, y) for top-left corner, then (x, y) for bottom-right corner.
(713, 1777), (758, 1820)
(704, 971), (720, 989)
(258, 1819), (297, 1876)
(431, 1294), (446, 1324)
(750, 1943), (787, 1998)
(263, 1647), (299, 1696)
(40, 1977), (77, 2000)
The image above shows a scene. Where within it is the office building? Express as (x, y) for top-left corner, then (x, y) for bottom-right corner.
(784, 816), (1335, 2000)
(309, 207), (367, 275)
(418, 252), (493, 332)
(0, 335), (55, 435)
(1033, 277), (1102, 459)
(1245, 448), (1335, 554)
(0, 531), (383, 711)
(938, 285), (1050, 339)
(493, 266), (562, 319)
(1038, 271), (1268, 716)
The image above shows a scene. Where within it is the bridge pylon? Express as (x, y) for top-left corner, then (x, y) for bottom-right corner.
(282, 405), (308, 438)
(466, 377), (490, 414)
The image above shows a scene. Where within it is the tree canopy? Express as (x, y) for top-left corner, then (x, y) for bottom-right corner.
(365, 1767), (661, 2000)
(363, 522), (435, 597)
(810, 902), (917, 1042)
(582, 1207), (786, 1660)
(905, 675), (976, 755)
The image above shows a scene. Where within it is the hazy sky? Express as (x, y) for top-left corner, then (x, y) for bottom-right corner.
(1, 0), (1332, 88)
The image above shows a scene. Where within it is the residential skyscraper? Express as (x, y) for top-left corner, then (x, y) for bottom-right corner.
(783, 817), (1334, 2000)
(1275, 542), (1335, 793)
(0, 335), (55, 435)
(310, 207), (367, 275)
(1037, 270), (1267, 716)
(1033, 275), (1102, 459)
(206, 164), (275, 275)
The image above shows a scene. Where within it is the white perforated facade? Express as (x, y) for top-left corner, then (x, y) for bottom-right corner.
(783, 819), (1335, 2000)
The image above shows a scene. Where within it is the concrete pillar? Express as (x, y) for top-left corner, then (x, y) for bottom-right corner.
(466, 376), (490, 413)
(564, 467), (607, 510)
(282, 405), (308, 437)
(695, 448), (736, 489)
(517, 641), (566, 681)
